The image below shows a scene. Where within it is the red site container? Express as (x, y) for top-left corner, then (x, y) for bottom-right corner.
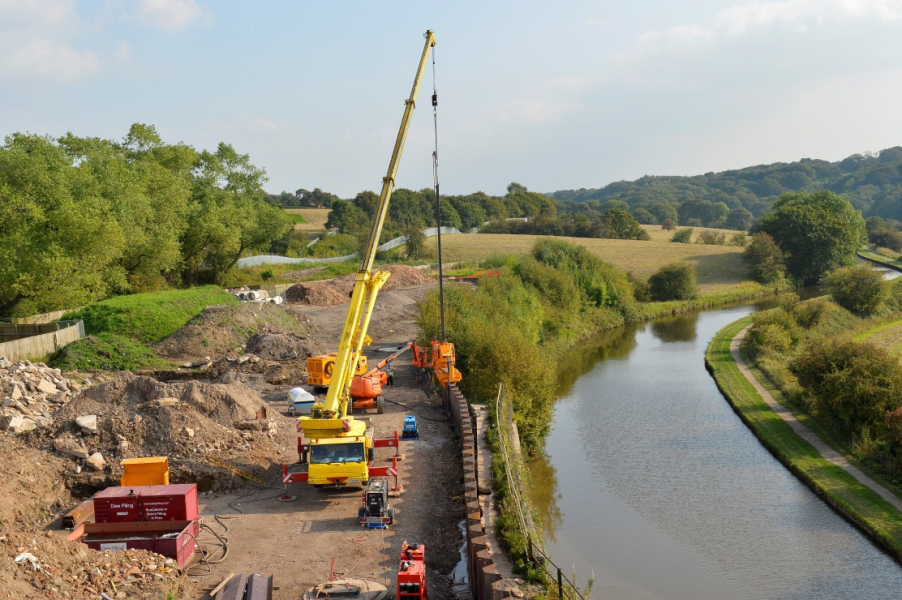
(81, 520), (197, 569)
(93, 484), (198, 524)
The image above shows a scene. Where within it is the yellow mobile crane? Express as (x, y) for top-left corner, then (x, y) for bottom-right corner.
(284, 31), (436, 489)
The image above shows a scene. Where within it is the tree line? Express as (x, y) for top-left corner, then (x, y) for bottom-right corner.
(549, 146), (902, 223)
(0, 124), (291, 317)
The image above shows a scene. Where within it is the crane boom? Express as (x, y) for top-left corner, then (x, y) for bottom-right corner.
(300, 31), (436, 440)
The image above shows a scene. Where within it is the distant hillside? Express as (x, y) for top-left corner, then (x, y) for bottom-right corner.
(549, 147), (902, 220)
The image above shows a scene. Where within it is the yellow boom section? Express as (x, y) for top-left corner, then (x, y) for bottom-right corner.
(301, 30), (436, 434)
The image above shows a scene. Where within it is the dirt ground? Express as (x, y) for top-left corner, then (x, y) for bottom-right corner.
(176, 280), (469, 599)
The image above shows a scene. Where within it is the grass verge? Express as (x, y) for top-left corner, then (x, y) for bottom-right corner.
(859, 250), (902, 271)
(706, 316), (902, 560)
(64, 286), (238, 344)
(53, 333), (175, 372)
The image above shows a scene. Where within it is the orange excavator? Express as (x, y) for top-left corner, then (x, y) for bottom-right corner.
(349, 343), (411, 413)
(411, 339), (460, 388)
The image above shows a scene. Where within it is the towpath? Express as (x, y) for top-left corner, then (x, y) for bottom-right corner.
(731, 326), (902, 512)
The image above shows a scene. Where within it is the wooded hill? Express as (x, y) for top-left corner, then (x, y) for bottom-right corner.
(549, 147), (902, 222)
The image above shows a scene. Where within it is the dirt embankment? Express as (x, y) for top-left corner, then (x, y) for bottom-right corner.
(285, 265), (431, 306)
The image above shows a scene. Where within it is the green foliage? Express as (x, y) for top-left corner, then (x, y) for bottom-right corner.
(870, 227), (902, 252)
(741, 307), (802, 359)
(531, 238), (636, 313)
(729, 232), (748, 247)
(756, 190), (866, 284)
(404, 226), (430, 260)
(64, 286), (238, 344)
(51, 333), (173, 372)
(792, 339), (902, 440)
(648, 263), (698, 301)
(670, 228), (693, 243)
(0, 124), (290, 317)
(514, 257), (582, 313)
(696, 230), (726, 245)
(742, 232), (786, 285)
(598, 208), (650, 240)
(825, 266), (890, 316)
(305, 233), (360, 258)
(261, 269), (274, 281)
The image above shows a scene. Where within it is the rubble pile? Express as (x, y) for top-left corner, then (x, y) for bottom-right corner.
(1, 530), (180, 599)
(49, 374), (294, 490)
(286, 264), (432, 306)
(0, 357), (90, 435)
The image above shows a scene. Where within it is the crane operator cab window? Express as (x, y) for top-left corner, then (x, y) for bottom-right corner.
(310, 442), (366, 464)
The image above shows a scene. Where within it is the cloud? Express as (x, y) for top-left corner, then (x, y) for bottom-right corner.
(130, 0), (203, 30)
(0, 0), (76, 28)
(635, 0), (902, 52)
(0, 38), (99, 81)
(499, 99), (584, 124)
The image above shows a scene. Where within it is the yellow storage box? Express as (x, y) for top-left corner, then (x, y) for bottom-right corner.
(120, 457), (170, 486)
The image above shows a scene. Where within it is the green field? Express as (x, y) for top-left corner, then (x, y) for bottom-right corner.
(426, 231), (747, 294)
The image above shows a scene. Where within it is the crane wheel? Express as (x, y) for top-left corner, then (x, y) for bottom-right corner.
(358, 506), (367, 521)
(388, 506), (395, 525)
(377, 396), (385, 414)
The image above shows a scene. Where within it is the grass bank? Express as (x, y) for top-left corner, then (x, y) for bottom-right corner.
(706, 316), (902, 560)
(859, 249), (902, 272)
(64, 286), (238, 343)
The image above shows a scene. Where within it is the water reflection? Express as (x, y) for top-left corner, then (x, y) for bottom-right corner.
(650, 312), (699, 343)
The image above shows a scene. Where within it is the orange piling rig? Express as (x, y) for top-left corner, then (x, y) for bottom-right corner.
(411, 339), (461, 388)
(397, 542), (427, 599)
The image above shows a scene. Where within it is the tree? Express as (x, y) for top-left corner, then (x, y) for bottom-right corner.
(404, 226), (428, 260)
(598, 209), (649, 240)
(671, 228), (693, 243)
(792, 339), (902, 439)
(648, 263), (698, 300)
(742, 232), (786, 284)
(756, 190), (866, 284)
(824, 266), (889, 316)
(725, 207), (754, 231)
(661, 218), (676, 231)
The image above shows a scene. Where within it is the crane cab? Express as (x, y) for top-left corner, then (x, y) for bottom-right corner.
(307, 354), (368, 389)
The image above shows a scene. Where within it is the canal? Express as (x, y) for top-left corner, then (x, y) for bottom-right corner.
(529, 300), (902, 599)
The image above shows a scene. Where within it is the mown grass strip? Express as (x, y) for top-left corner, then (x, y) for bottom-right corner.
(706, 317), (902, 560)
(858, 250), (902, 271)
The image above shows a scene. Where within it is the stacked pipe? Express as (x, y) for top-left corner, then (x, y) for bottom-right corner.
(447, 384), (514, 600)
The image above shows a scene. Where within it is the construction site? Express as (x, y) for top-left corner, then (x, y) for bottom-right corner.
(0, 30), (525, 600)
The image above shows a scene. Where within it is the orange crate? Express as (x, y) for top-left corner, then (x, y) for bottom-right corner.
(120, 457), (169, 486)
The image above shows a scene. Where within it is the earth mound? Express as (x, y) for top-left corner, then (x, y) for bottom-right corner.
(285, 265), (431, 306)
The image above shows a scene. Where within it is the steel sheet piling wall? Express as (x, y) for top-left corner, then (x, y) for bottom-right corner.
(448, 384), (514, 600)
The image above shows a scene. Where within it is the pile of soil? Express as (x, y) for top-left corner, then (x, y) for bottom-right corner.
(153, 303), (312, 362)
(284, 282), (347, 306)
(0, 435), (180, 599)
(47, 374), (294, 491)
(285, 265), (431, 307)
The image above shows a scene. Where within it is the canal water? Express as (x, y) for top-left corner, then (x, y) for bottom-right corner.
(530, 300), (902, 599)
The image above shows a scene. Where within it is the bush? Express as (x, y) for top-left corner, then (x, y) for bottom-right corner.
(670, 228), (693, 243)
(648, 263), (697, 301)
(305, 233), (360, 258)
(870, 228), (902, 252)
(741, 307), (802, 358)
(627, 272), (650, 302)
(790, 297), (833, 329)
(728, 232), (748, 247)
(696, 230), (726, 245)
(792, 339), (902, 439)
(824, 265), (889, 316)
(742, 232), (786, 285)
(261, 269), (274, 281)
(661, 218), (676, 231)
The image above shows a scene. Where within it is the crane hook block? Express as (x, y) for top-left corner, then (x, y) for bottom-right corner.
(432, 93), (438, 108)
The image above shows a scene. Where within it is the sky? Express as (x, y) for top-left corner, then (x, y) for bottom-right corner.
(2, 0), (902, 198)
